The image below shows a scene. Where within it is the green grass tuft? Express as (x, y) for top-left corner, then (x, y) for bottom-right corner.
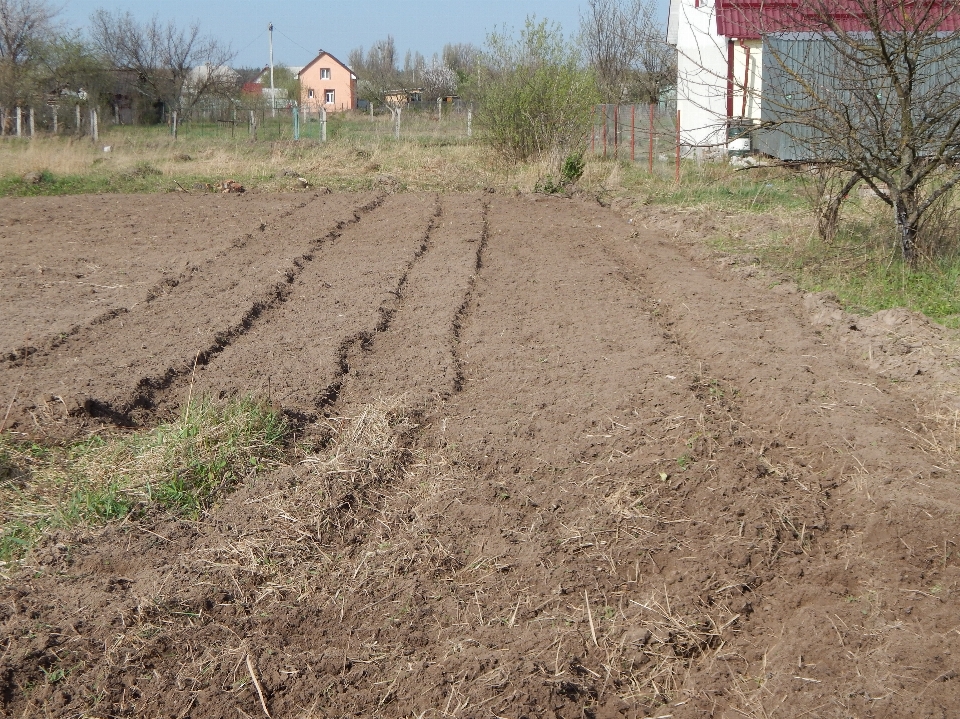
(0, 395), (289, 564)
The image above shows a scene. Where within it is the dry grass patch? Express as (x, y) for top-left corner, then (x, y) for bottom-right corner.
(197, 396), (440, 593)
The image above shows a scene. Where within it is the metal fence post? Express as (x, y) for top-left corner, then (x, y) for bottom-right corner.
(675, 110), (681, 183)
(293, 104), (300, 140)
(613, 105), (619, 158)
(648, 105), (654, 174)
(602, 105), (607, 159)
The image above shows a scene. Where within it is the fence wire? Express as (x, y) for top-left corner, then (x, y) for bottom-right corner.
(591, 103), (680, 174)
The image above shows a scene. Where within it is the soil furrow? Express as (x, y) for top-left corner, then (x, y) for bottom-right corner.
(332, 193), (488, 412)
(119, 193), (391, 420)
(0, 193), (316, 361)
(0, 192), (384, 433)
(182, 192), (441, 419)
(309, 195), (443, 413)
(449, 198), (490, 394)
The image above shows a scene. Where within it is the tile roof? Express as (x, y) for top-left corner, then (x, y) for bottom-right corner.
(716, 0), (960, 38)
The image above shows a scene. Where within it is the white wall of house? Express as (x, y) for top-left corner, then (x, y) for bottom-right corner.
(669, 0), (765, 156)
(671, 0), (728, 154)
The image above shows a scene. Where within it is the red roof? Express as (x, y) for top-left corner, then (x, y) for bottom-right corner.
(716, 0), (960, 39)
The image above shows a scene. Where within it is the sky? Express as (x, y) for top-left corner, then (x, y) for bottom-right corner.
(58, 0), (669, 69)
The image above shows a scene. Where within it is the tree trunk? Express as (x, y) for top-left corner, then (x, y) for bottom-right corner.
(817, 172), (860, 244)
(895, 192), (920, 265)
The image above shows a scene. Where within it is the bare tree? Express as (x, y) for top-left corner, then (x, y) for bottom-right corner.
(442, 42), (480, 86)
(35, 33), (110, 106)
(90, 9), (233, 121)
(579, 0), (676, 103)
(0, 0), (58, 112)
(349, 36), (400, 105)
(402, 49), (425, 85)
(761, 0), (960, 262)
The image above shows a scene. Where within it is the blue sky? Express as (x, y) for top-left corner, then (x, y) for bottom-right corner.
(58, 0), (669, 69)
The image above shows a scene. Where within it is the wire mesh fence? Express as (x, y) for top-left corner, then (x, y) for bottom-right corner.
(5, 100), (684, 177)
(591, 103), (681, 176)
(0, 100), (478, 145)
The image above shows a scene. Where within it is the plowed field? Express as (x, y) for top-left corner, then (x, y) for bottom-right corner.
(1, 191), (959, 718)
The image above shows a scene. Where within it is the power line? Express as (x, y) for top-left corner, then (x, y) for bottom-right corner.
(276, 28), (314, 59)
(233, 28), (268, 65)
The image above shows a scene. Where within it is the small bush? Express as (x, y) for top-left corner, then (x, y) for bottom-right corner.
(21, 169), (54, 185)
(128, 161), (162, 178)
(474, 18), (600, 164)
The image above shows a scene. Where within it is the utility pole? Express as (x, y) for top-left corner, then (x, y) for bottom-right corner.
(269, 22), (276, 118)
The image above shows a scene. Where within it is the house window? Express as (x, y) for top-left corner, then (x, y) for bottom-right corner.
(308, 89), (314, 99)
(325, 89), (335, 104)
(320, 68), (331, 80)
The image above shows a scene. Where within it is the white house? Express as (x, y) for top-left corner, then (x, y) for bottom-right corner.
(667, 0), (765, 155)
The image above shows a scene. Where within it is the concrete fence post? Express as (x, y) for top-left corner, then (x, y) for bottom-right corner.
(15, 107), (21, 137)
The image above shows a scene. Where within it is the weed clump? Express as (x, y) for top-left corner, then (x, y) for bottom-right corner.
(535, 151), (586, 194)
(128, 161), (163, 178)
(0, 395), (288, 563)
(21, 169), (54, 185)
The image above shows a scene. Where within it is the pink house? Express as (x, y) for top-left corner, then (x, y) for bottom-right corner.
(297, 50), (356, 113)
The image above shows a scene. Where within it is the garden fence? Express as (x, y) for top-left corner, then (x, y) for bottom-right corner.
(591, 103), (682, 178)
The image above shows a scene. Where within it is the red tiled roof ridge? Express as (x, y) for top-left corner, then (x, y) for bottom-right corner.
(715, 0), (960, 38)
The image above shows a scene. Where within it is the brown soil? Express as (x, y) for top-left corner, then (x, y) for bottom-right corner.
(1, 191), (959, 718)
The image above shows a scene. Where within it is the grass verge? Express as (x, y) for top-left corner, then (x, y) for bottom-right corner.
(706, 195), (960, 329)
(614, 158), (809, 213)
(0, 395), (288, 564)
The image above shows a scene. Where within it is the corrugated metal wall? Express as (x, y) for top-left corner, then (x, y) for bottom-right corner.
(755, 32), (960, 161)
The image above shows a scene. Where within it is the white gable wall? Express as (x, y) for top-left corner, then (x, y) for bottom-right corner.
(669, 0), (764, 157)
(672, 0), (728, 154)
